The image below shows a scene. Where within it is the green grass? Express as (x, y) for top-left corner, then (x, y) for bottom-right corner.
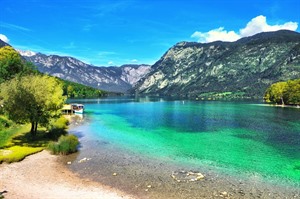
(0, 116), (15, 147)
(0, 116), (78, 163)
(0, 146), (43, 163)
(0, 125), (49, 163)
(0, 124), (29, 148)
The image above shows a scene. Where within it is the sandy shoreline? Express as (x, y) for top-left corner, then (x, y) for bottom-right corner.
(1, 149), (299, 199)
(0, 150), (134, 199)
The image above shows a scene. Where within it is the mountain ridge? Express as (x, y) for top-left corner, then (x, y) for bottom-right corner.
(20, 52), (151, 93)
(0, 40), (10, 48)
(133, 30), (300, 98)
(2, 30), (300, 96)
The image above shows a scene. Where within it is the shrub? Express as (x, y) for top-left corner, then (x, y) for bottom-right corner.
(47, 116), (69, 139)
(0, 115), (13, 130)
(52, 116), (69, 129)
(47, 134), (79, 155)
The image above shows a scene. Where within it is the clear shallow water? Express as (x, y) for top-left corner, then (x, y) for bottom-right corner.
(70, 98), (300, 187)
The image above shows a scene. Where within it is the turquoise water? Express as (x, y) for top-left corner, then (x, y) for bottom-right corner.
(72, 98), (300, 186)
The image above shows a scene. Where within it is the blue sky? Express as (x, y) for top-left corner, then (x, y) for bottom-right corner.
(0, 0), (299, 66)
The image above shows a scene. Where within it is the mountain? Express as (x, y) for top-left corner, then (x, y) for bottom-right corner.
(16, 49), (36, 57)
(20, 52), (151, 93)
(133, 30), (300, 98)
(0, 39), (10, 48)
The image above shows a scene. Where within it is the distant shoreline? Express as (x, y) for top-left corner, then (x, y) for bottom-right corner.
(256, 103), (300, 109)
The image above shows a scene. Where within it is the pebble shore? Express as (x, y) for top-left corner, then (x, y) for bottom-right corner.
(64, 137), (300, 199)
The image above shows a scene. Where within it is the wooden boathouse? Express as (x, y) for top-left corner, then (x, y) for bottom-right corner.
(62, 104), (84, 115)
(62, 104), (73, 115)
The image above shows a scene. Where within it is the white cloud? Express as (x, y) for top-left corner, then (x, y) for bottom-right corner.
(0, 34), (9, 43)
(191, 27), (240, 43)
(191, 15), (298, 43)
(130, 59), (138, 63)
(108, 61), (114, 65)
(240, 15), (298, 37)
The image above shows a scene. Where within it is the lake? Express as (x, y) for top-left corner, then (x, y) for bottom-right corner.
(66, 97), (300, 198)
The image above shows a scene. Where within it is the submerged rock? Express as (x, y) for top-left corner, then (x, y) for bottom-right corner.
(171, 170), (205, 182)
(78, 157), (91, 163)
(220, 191), (229, 197)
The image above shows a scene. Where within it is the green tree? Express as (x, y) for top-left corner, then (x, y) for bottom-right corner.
(265, 79), (300, 105)
(67, 85), (74, 97)
(0, 46), (23, 83)
(61, 79), (107, 98)
(21, 61), (38, 76)
(264, 82), (288, 105)
(285, 79), (300, 105)
(0, 46), (36, 83)
(0, 75), (65, 136)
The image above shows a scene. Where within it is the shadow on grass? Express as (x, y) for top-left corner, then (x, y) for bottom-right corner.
(9, 129), (66, 148)
(0, 126), (69, 163)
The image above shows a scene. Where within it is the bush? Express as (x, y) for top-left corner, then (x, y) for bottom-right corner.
(47, 134), (79, 155)
(0, 115), (13, 130)
(47, 116), (69, 139)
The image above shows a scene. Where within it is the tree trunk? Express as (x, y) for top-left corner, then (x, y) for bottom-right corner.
(34, 122), (38, 134)
(281, 96), (285, 105)
(30, 122), (35, 134)
(30, 121), (38, 136)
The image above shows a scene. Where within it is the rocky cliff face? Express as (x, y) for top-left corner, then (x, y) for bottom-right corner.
(133, 30), (300, 98)
(21, 52), (150, 93)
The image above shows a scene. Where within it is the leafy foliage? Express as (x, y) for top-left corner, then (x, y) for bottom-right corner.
(0, 115), (13, 130)
(0, 45), (82, 161)
(47, 134), (79, 155)
(264, 79), (300, 105)
(0, 75), (66, 135)
(47, 116), (69, 139)
(0, 46), (36, 83)
(264, 82), (288, 104)
(285, 79), (300, 105)
(0, 46), (23, 83)
(61, 79), (108, 98)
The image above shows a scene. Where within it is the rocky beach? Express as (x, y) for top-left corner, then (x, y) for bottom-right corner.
(0, 137), (299, 199)
(63, 131), (300, 199)
(0, 150), (133, 199)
